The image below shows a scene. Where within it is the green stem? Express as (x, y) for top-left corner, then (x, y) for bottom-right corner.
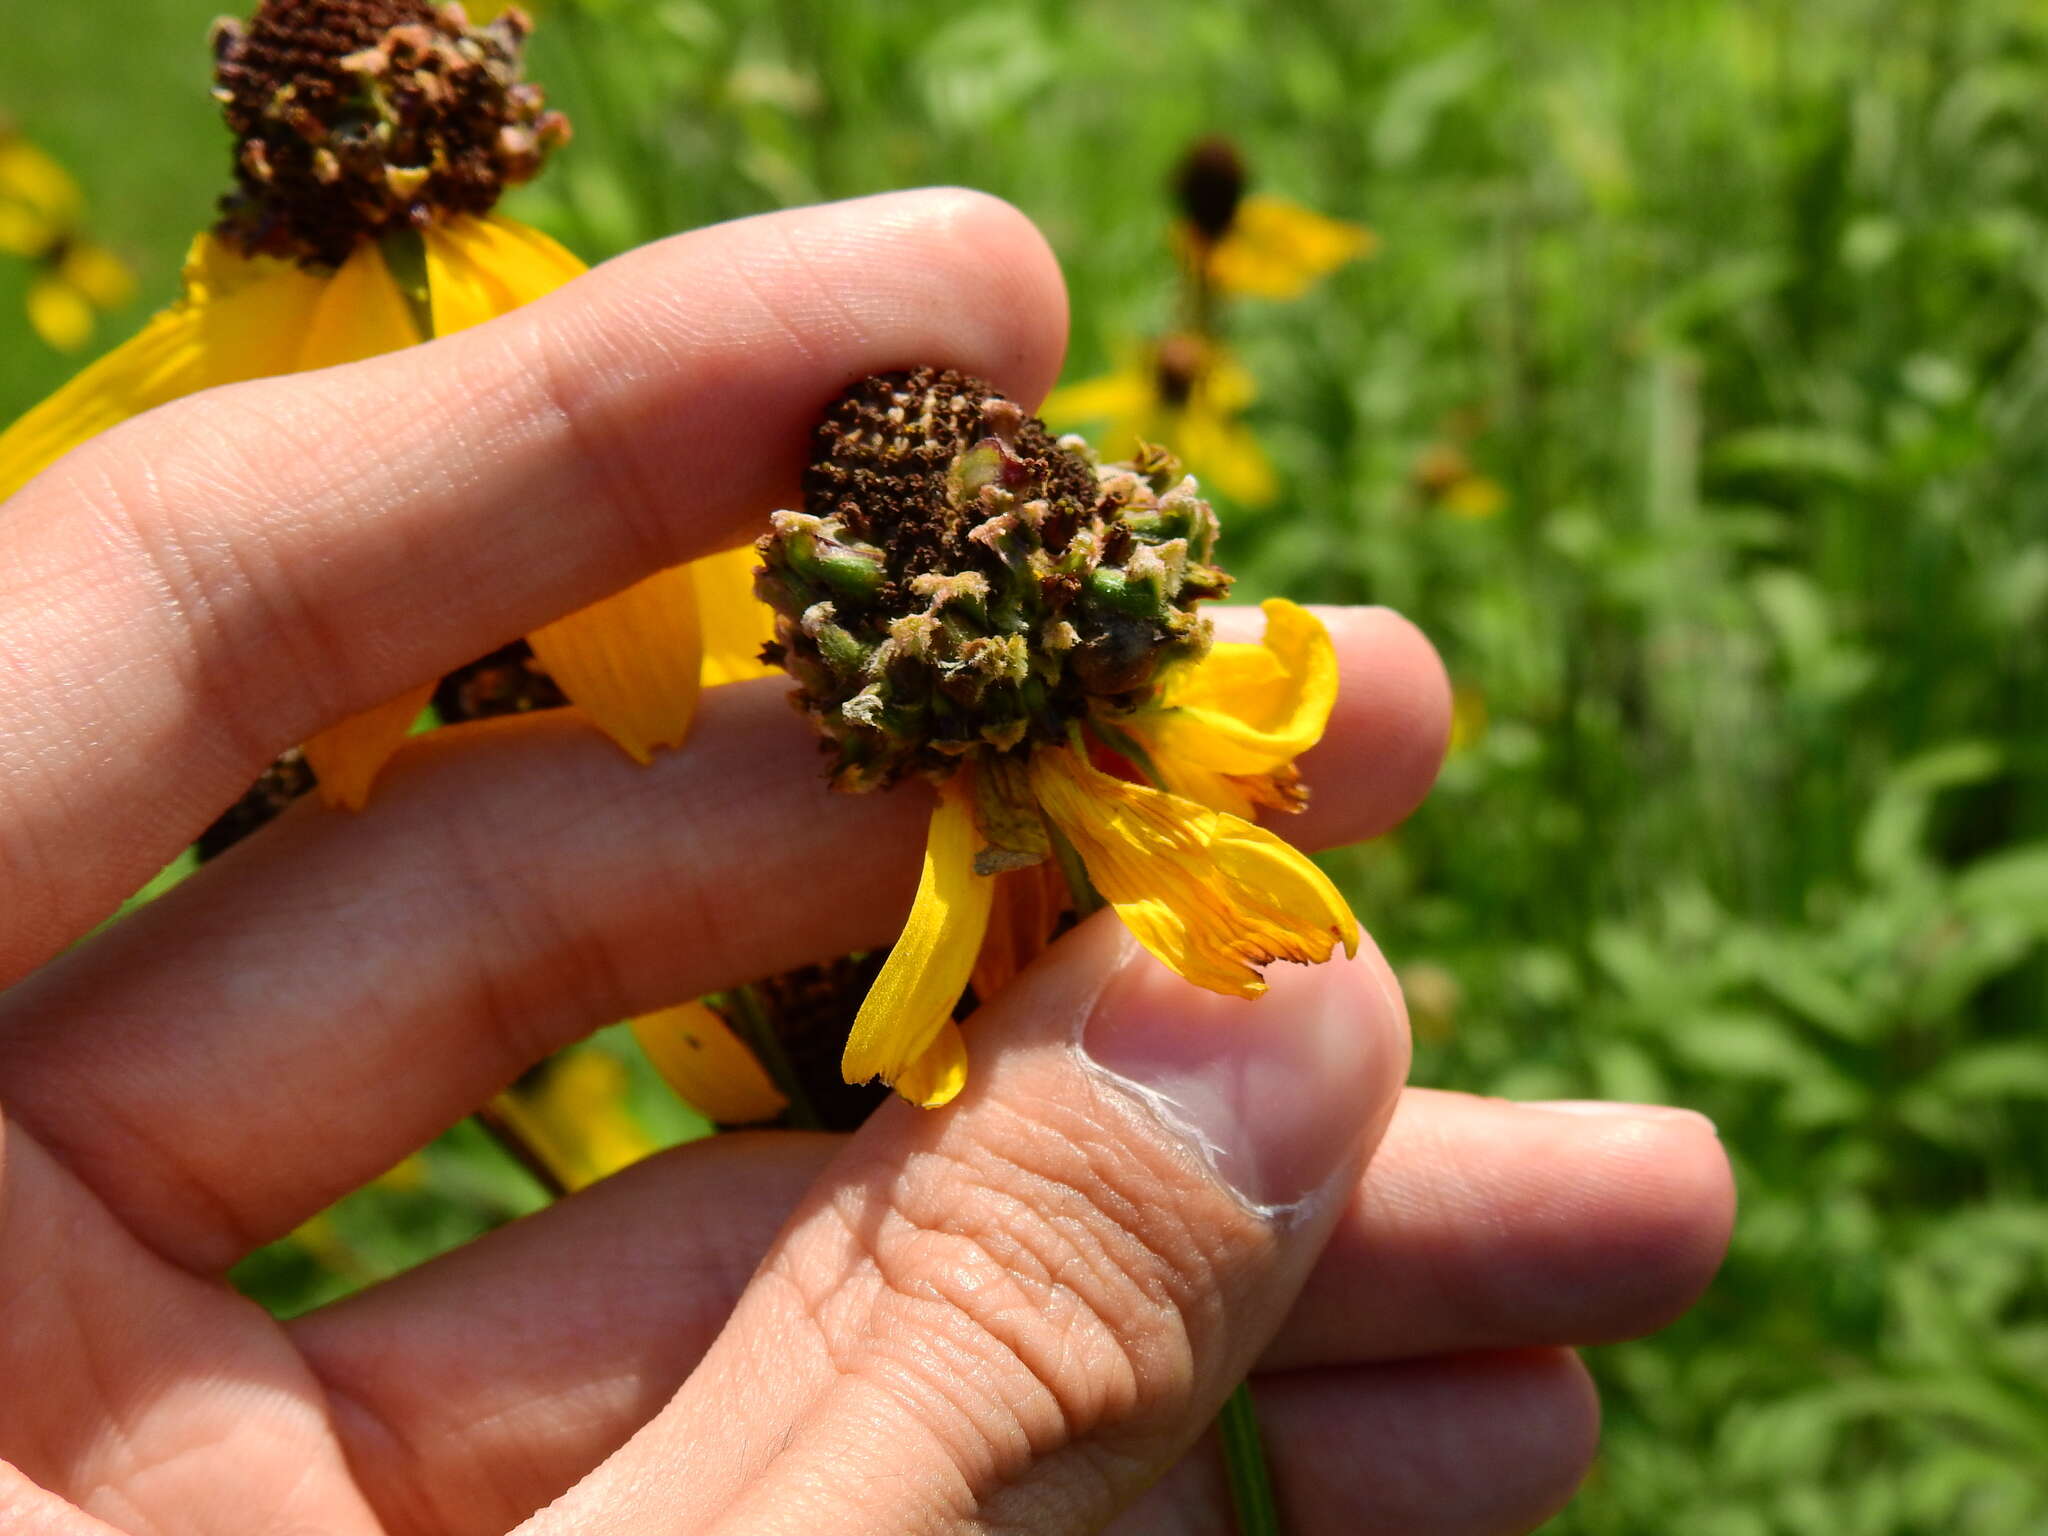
(728, 984), (825, 1132)
(1218, 1381), (1284, 1535)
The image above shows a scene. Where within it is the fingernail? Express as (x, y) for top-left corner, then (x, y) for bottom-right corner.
(1083, 944), (1395, 1212)
(1528, 1100), (1719, 1135)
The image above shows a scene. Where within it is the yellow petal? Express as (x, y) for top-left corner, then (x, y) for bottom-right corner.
(294, 240), (423, 368)
(693, 544), (779, 687)
(632, 1001), (788, 1125)
(892, 1019), (970, 1109)
(57, 240), (137, 309)
(1043, 365), (1155, 426)
(302, 682), (435, 811)
(528, 562), (704, 763)
(1207, 194), (1377, 300)
(1175, 399), (1275, 506)
(0, 135), (82, 229)
(0, 234), (325, 503)
(1029, 746), (1357, 999)
(843, 777), (992, 1108)
(494, 1051), (656, 1192)
(26, 273), (93, 351)
(420, 212), (585, 335)
(1143, 599), (1338, 778)
(1443, 475), (1507, 520)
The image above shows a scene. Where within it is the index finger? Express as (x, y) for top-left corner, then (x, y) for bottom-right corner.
(0, 189), (1068, 984)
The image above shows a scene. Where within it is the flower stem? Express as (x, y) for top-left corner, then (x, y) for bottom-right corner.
(1218, 1380), (1284, 1535)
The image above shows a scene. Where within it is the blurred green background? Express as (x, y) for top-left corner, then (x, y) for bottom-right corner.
(6, 0), (2047, 1530)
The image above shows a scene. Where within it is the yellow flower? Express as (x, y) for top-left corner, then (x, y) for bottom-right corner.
(1185, 193), (1378, 301)
(0, 129), (136, 351)
(1045, 333), (1277, 506)
(1170, 137), (1375, 301)
(0, 3), (772, 808)
(845, 598), (1358, 1108)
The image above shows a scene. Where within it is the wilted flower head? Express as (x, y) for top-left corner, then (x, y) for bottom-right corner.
(758, 371), (1357, 1107)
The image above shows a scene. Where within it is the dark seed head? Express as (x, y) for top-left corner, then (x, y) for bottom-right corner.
(212, 0), (569, 267)
(1173, 135), (1248, 244)
(758, 368), (1231, 792)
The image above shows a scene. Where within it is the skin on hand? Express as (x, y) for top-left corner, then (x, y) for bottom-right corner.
(0, 190), (1734, 1536)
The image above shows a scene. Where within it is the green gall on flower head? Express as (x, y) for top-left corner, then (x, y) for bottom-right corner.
(758, 367), (1231, 793)
(211, 0), (570, 268)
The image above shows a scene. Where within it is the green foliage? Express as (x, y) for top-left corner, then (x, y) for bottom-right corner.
(5, 0), (2046, 1527)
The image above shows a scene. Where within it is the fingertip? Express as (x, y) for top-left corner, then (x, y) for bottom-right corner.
(854, 187), (1071, 407)
(1299, 604), (1452, 844)
(1552, 1105), (1735, 1341)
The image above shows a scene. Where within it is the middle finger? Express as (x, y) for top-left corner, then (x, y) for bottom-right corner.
(0, 606), (1448, 1272)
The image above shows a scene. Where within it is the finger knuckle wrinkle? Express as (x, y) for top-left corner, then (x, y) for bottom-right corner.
(822, 1138), (1205, 1474)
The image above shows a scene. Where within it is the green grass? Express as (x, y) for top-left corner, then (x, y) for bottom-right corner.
(6, 0), (2047, 1529)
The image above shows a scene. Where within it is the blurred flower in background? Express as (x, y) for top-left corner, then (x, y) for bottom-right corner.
(1171, 135), (1376, 304)
(0, 125), (135, 350)
(1046, 332), (1276, 504)
(1048, 136), (1373, 507)
(1412, 439), (1507, 520)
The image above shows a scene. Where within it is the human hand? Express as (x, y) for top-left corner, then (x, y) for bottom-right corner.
(0, 190), (1734, 1534)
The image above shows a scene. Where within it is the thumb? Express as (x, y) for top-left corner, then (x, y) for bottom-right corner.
(529, 912), (1410, 1535)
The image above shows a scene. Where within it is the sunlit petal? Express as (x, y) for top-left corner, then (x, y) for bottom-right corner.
(1141, 599), (1337, 779)
(421, 212), (586, 334)
(528, 563), (704, 764)
(296, 240), (423, 367)
(843, 777), (993, 1107)
(302, 683), (435, 811)
(632, 1001), (788, 1125)
(1029, 746), (1357, 999)
(694, 544), (779, 687)
(0, 235), (325, 502)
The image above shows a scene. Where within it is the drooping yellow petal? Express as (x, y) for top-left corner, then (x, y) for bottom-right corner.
(420, 212), (586, 335)
(528, 563), (704, 763)
(0, 234), (326, 503)
(1029, 746), (1357, 999)
(1142, 599), (1338, 781)
(26, 272), (94, 351)
(1205, 194), (1378, 300)
(693, 544), (779, 687)
(892, 1020), (970, 1109)
(843, 777), (993, 1108)
(302, 682), (435, 811)
(632, 1001), (787, 1125)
